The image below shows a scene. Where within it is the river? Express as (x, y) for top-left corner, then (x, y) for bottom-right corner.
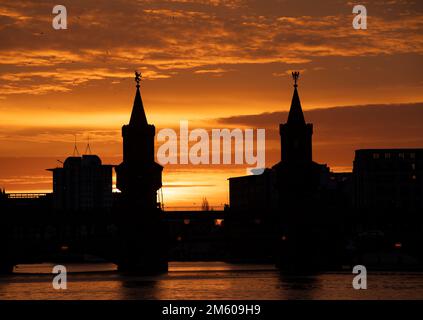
(0, 262), (422, 299)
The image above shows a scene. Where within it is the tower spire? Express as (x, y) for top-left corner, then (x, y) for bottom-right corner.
(287, 71), (305, 125)
(129, 71), (148, 126)
(279, 71), (313, 164)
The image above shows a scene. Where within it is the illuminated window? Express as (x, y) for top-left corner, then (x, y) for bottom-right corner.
(410, 153), (416, 159)
(399, 153), (404, 159)
(373, 153), (380, 159)
(385, 153), (391, 159)
(214, 219), (224, 227)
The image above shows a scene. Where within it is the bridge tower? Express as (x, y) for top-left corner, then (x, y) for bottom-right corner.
(115, 71), (167, 273)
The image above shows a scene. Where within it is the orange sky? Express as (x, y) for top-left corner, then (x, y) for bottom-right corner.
(0, 0), (422, 207)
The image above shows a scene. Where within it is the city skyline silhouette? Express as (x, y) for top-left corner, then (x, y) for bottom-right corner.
(1, 70), (422, 275)
(1, 1), (423, 209)
(0, 0), (422, 305)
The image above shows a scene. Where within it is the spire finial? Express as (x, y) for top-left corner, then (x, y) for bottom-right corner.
(292, 71), (300, 88)
(129, 71), (148, 126)
(135, 71), (142, 88)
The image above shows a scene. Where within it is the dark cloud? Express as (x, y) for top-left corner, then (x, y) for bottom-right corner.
(217, 102), (423, 166)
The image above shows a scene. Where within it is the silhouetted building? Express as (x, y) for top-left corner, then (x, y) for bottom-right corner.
(272, 73), (332, 215)
(228, 72), (347, 268)
(229, 72), (334, 216)
(114, 72), (167, 273)
(229, 169), (278, 213)
(279, 80), (313, 164)
(115, 73), (163, 208)
(354, 149), (423, 211)
(48, 155), (113, 212)
(2, 70), (423, 273)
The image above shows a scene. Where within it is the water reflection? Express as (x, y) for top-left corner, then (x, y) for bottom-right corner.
(278, 273), (320, 300)
(0, 262), (423, 300)
(119, 277), (159, 300)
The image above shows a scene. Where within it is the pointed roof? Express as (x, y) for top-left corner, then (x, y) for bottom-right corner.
(129, 85), (148, 127)
(287, 72), (306, 125)
(287, 86), (305, 125)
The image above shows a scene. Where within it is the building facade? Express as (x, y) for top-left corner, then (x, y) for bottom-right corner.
(354, 149), (423, 211)
(48, 155), (113, 212)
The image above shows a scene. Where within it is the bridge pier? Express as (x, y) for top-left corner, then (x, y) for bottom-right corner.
(0, 248), (14, 274)
(0, 262), (14, 274)
(0, 230), (15, 274)
(116, 209), (168, 274)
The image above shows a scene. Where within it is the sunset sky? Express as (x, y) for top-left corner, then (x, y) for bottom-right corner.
(0, 0), (422, 208)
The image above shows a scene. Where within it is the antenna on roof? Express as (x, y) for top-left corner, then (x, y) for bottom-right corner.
(73, 134), (80, 156)
(85, 135), (92, 155)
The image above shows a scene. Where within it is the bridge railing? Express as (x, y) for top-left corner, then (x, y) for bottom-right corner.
(162, 205), (225, 212)
(7, 193), (48, 199)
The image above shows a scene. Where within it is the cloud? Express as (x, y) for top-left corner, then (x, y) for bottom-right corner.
(217, 102), (423, 166)
(0, 67), (170, 95)
(194, 68), (232, 76)
(0, 0), (421, 96)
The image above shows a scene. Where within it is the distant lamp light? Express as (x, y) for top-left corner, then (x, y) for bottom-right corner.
(184, 219), (190, 225)
(394, 242), (402, 249)
(214, 219), (224, 227)
(254, 219), (261, 225)
(61, 245), (69, 251)
(176, 236), (182, 242)
(281, 235), (287, 241)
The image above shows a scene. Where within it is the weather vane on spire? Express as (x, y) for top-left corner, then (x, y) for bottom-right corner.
(292, 71), (300, 88)
(135, 71), (142, 88)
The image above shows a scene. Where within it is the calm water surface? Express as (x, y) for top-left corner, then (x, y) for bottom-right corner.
(0, 262), (422, 300)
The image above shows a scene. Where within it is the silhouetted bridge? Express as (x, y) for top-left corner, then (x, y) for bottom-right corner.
(0, 204), (227, 273)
